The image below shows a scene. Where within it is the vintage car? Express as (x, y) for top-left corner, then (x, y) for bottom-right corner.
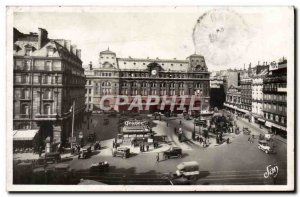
(89, 161), (109, 172)
(175, 161), (199, 178)
(78, 149), (91, 159)
(258, 140), (273, 154)
(163, 146), (182, 159)
(42, 152), (61, 164)
(94, 141), (101, 150)
(87, 132), (96, 142)
(112, 147), (130, 159)
(243, 127), (251, 135)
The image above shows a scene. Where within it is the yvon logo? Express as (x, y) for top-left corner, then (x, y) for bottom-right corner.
(264, 165), (279, 178)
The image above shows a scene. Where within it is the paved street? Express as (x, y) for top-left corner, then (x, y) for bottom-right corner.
(60, 112), (287, 185)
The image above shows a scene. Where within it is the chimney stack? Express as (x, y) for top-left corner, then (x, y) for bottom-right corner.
(76, 49), (81, 59)
(65, 40), (71, 52)
(71, 45), (77, 55)
(89, 61), (93, 70)
(37, 28), (48, 49)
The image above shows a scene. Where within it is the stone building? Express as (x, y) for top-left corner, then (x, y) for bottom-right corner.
(85, 49), (210, 113)
(13, 27), (86, 145)
(262, 58), (287, 136)
(223, 85), (242, 114)
(251, 66), (269, 124)
(240, 78), (252, 112)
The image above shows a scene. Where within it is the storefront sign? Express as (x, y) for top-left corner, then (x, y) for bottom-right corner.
(124, 120), (146, 126)
(69, 137), (77, 143)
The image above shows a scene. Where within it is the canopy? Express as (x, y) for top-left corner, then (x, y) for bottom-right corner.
(13, 129), (38, 141)
(176, 161), (199, 170)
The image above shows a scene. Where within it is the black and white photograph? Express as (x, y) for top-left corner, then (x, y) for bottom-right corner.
(6, 6), (295, 192)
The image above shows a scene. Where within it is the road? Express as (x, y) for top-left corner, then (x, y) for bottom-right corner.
(63, 112), (287, 185)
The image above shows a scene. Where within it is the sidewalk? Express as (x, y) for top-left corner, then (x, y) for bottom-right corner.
(237, 117), (287, 144)
(99, 138), (172, 156)
(13, 152), (75, 161)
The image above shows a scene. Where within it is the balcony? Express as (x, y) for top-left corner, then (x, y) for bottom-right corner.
(35, 114), (57, 120)
(42, 96), (54, 101)
(19, 114), (30, 119)
(277, 87), (287, 92)
(19, 97), (31, 101)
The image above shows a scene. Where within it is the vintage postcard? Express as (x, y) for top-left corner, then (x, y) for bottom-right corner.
(6, 6), (295, 191)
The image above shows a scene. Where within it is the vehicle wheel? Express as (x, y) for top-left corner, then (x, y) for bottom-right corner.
(78, 156), (80, 159)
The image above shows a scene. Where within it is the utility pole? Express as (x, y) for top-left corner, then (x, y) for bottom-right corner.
(71, 100), (75, 138)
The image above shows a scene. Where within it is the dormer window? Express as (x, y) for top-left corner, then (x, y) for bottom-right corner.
(24, 44), (35, 56)
(46, 45), (55, 57)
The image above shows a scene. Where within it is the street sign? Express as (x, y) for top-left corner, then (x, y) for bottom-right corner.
(69, 136), (76, 143)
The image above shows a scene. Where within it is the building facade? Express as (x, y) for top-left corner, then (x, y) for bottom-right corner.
(240, 78), (252, 112)
(262, 58), (287, 135)
(223, 85), (242, 114)
(13, 28), (86, 144)
(85, 49), (210, 113)
(251, 66), (269, 123)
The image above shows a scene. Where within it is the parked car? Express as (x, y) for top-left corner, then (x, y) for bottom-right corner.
(243, 127), (251, 135)
(88, 132), (96, 142)
(264, 133), (273, 141)
(43, 152), (61, 164)
(94, 141), (101, 150)
(78, 149), (90, 159)
(163, 146), (182, 159)
(112, 147), (130, 159)
(175, 161), (199, 178)
(90, 161), (109, 172)
(258, 140), (273, 154)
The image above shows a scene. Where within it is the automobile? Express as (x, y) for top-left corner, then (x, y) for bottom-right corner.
(89, 161), (109, 172)
(78, 149), (90, 159)
(175, 161), (199, 178)
(112, 147), (130, 159)
(163, 146), (182, 159)
(243, 127), (251, 135)
(88, 132), (96, 142)
(258, 140), (273, 154)
(264, 133), (273, 141)
(94, 141), (101, 150)
(43, 152), (61, 164)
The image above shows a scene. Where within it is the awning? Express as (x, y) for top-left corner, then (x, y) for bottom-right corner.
(13, 129), (38, 141)
(272, 123), (287, 131)
(265, 121), (272, 128)
(257, 118), (266, 122)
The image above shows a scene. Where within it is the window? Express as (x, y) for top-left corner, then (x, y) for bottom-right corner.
(47, 49), (54, 57)
(21, 104), (29, 115)
(89, 89), (91, 94)
(55, 76), (59, 84)
(44, 104), (51, 115)
(45, 61), (51, 71)
(24, 60), (31, 70)
(44, 89), (51, 99)
(21, 89), (30, 99)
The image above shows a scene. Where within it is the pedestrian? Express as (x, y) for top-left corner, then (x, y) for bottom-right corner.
(166, 121), (169, 127)
(174, 127), (177, 134)
(226, 138), (230, 144)
(146, 144), (149, 152)
(38, 146), (42, 157)
(156, 153), (159, 163)
(140, 144), (142, 152)
(179, 120), (182, 125)
(248, 137), (251, 143)
(142, 144), (145, 152)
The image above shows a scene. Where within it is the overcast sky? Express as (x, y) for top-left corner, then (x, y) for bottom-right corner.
(13, 7), (293, 71)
